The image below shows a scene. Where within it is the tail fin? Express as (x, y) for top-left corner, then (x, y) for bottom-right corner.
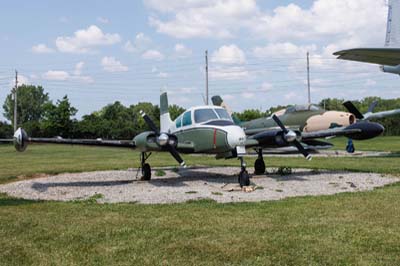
(160, 92), (173, 132)
(367, 100), (378, 113)
(211, 95), (242, 125)
(385, 0), (400, 47)
(343, 101), (364, 119)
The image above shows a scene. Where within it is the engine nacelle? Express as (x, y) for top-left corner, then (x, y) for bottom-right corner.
(303, 111), (356, 132)
(133, 131), (178, 151)
(250, 129), (301, 147)
(13, 128), (29, 152)
(381, 64), (400, 75)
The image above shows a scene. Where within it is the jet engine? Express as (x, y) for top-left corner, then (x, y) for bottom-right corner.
(303, 111), (356, 132)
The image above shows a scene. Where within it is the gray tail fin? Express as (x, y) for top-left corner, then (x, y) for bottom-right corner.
(385, 0), (400, 47)
(367, 100), (378, 113)
(160, 92), (172, 132)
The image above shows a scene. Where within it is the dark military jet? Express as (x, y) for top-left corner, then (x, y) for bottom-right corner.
(212, 95), (386, 174)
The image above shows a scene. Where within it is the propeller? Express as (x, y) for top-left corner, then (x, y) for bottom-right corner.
(272, 114), (312, 161)
(139, 110), (186, 167)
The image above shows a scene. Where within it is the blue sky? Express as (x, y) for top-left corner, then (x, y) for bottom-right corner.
(0, 0), (398, 121)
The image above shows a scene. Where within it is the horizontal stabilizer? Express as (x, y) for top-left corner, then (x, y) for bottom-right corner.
(334, 48), (400, 66)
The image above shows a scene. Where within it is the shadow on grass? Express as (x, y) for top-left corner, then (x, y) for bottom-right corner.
(0, 194), (39, 207)
(32, 180), (134, 192)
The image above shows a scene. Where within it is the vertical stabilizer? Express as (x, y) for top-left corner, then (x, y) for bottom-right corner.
(160, 92), (173, 133)
(385, 0), (400, 47)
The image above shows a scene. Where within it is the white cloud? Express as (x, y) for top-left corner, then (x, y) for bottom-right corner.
(209, 66), (250, 80)
(146, 0), (386, 49)
(32, 44), (54, 54)
(259, 82), (273, 92)
(55, 25), (121, 53)
(252, 0), (386, 45)
(253, 42), (317, 58)
(101, 56), (129, 72)
(74, 61), (85, 76)
(97, 17), (109, 24)
(174, 43), (192, 57)
(211, 44), (246, 65)
(42, 70), (70, 81)
(124, 32), (151, 53)
(241, 91), (255, 99)
(42, 62), (93, 83)
(158, 72), (169, 78)
(142, 49), (165, 60)
(148, 0), (258, 38)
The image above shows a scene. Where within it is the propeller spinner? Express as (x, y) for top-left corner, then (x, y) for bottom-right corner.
(272, 114), (312, 161)
(140, 110), (186, 167)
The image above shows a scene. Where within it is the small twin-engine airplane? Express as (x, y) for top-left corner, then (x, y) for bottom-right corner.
(6, 92), (315, 187)
(212, 95), (387, 174)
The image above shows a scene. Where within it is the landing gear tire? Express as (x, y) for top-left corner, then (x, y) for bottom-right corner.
(254, 158), (265, 175)
(142, 163), (151, 180)
(239, 169), (250, 187)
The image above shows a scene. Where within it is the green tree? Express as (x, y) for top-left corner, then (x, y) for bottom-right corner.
(41, 95), (77, 137)
(2, 85), (50, 135)
(234, 109), (266, 122)
(169, 104), (185, 120)
(0, 121), (12, 139)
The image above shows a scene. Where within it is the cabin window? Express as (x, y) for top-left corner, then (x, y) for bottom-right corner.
(214, 108), (231, 120)
(194, 109), (218, 123)
(182, 111), (192, 126)
(175, 116), (182, 128)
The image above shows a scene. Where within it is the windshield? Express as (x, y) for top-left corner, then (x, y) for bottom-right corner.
(194, 109), (218, 123)
(215, 108), (232, 120)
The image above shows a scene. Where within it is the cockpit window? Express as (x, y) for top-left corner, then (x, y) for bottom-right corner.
(194, 108), (218, 123)
(182, 111), (192, 126)
(286, 104), (321, 113)
(214, 108), (232, 120)
(175, 115), (182, 128)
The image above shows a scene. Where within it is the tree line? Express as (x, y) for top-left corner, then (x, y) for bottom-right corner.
(0, 85), (399, 139)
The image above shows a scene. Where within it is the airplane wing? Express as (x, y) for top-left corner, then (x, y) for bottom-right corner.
(333, 48), (400, 66)
(23, 137), (136, 148)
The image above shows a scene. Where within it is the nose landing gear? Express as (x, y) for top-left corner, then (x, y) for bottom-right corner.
(238, 157), (250, 187)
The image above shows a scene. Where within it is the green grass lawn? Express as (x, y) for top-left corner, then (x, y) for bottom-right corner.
(328, 136), (400, 152)
(1, 138), (400, 265)
(1, 185), (400, 265)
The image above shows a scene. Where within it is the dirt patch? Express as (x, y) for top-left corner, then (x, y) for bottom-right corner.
(0, 167), (398, 204)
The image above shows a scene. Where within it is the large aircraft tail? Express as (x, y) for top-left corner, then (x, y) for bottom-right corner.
(385, 0), (400, 47)
(160, 92), (173, 132)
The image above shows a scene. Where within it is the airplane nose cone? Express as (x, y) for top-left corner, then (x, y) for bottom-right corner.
(346, 121), (385, 140)
(227, 126), (246, 149)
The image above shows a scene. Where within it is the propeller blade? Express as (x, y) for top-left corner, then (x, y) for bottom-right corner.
(167, 146), (186, 167)
(140, 110), (159, 135)
(272, 114), (289, 134)
(293, 140), (312, 160)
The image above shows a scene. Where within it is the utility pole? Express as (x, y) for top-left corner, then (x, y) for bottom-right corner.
(13, 70), (18, 132)
(205, 50), (209, 105)
(307, 51), (311, 105)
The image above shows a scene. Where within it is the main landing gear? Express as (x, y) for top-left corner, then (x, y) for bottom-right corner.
(346, 139), (355, 153)
(254, 149), (266, 175)
(238, 157), (250, 187)
(140, 152), (152, 180)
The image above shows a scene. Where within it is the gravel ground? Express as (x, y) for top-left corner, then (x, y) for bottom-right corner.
(0, 167), (398, 204)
